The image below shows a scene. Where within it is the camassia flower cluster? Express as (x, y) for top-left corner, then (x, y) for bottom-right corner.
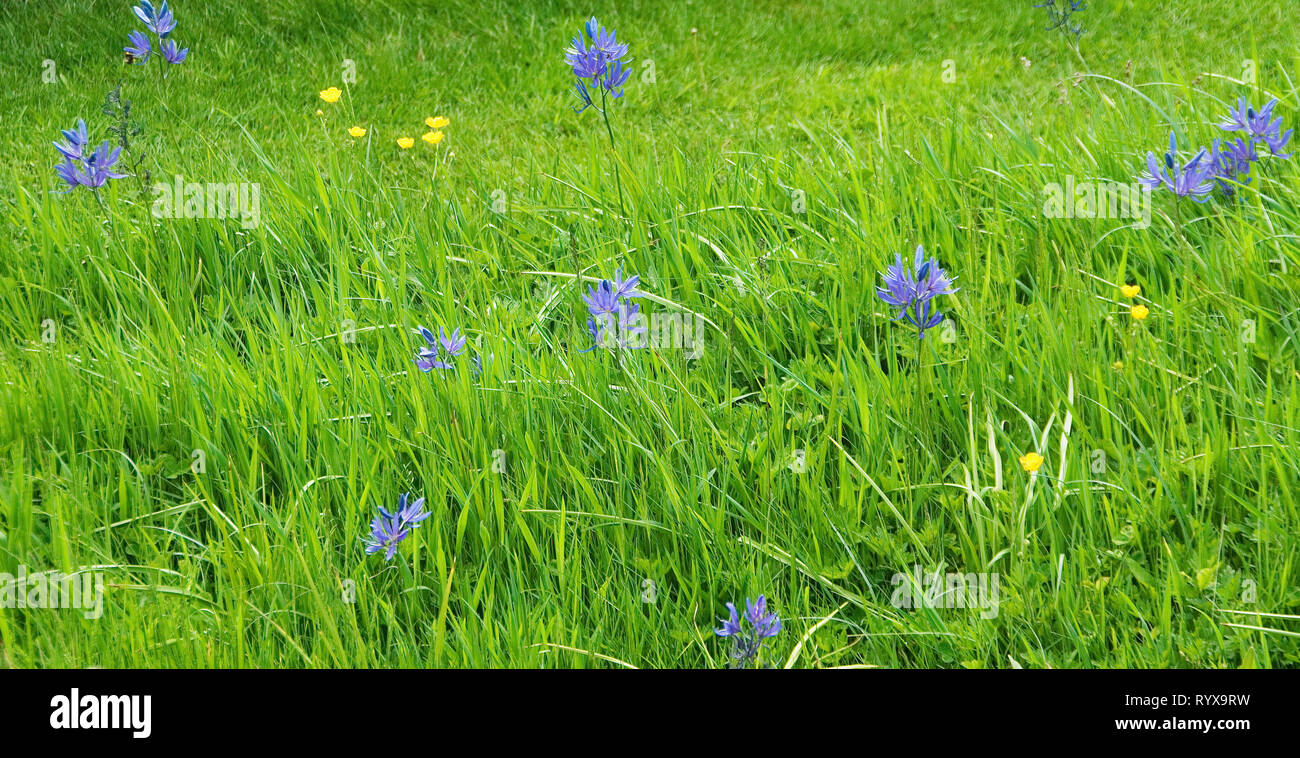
(565, 16), (631, 113)
(580, 269), (645, 351)
(1139, 98), (1291, 201)
(715, 596), (782, 668)
(876, 245), (959, 339)
(414, 326), (468, 372)
(124, 1), (189, 66)
(363, 493), (430, 561)
(53, 119), (126, 192)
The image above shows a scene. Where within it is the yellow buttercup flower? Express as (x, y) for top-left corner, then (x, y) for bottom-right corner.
(1113, 360), (1123, 370)
(425, 116), (450, 129)
(422, 130), (444, 145)
(1130, 304), (1150, 321)
(319, 87), (342, 103)
(1018, 451), (1044, 474)
(396, 137), (415, 149)
(348, 126), (367, 138)
(315, 109), (324, 116)
(1120, 284), (1140, 299)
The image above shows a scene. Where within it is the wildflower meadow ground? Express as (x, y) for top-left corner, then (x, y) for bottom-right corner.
(1, 0), (1298, 670)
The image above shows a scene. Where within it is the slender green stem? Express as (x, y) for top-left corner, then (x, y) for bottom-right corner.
(599, 88), (627, 221)
(92, 188), (119, 244)
(913, 310), (929, 513)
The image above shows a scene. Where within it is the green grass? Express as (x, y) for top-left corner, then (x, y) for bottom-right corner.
(1, 0), (1298, 668)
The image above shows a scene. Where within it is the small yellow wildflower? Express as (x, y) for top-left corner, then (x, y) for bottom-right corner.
(1120, 284), (1140, 299)
(396, 137), (415, 149)
(319, 87), (342, 103)
(1019, 451), (1044, 474)
(1130, 304), (1150, 321)
(1113, 360), (1123, 370)
(315, 109), (324, 117)
(422, 130), (444, 145)
(425, 116), (450, 129)
(348, 126), (367, 138)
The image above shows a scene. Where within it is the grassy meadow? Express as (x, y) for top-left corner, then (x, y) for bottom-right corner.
(1, 0), (1298, 668)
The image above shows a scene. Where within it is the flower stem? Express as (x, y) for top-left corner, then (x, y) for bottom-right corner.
(599, 88), (628, 222)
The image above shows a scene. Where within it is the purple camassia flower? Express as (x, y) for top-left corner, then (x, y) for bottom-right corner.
(567, 16), (628, 71)
(571, 80), (595, 110)
(715, 595), (782, 668)
(582, 279), (621, 315)
(744, 596), (782, 639)
(1138, 132), (1215, 201)
(54, 160), (82, 190)
(1199, 98), (1292, 199)
(912, 250), (959, 303)
(364, 493), (429, 560)
(586, 302), (646, 350)
(53, 126), (126, 192)
(1208, 137), (1257, 195)
(876, 252), (916, 318)
(905, 299), (944, 335)
(53, 119), (89, 161)
(439, 327), (466, 357)
(584, 315), (602, 346)
(414, 346), (447, 371)
(1219, 98), (1292, 158)
(413, 326), (467, 371)
(1219, 137), (1257, 174)
(78, 143), (128, 188)
(567, 41), (607, 81)
(160, 38), (188, 64)
(414, 327), (449, 371)
(363, 516), (405, 560)
(134, 1), (176, 36)
(609, 267), (641, 300)
(1262, 126), (1293, 157)
(565, 17), (631, 112)
(129, 1), (187, 67)
(716, 603), (743, 637)
(124, 30), (151, 63)
(581, 271), (646, 351)
(876, 245), (958, 339)
(586, 17), (628, 60)
(1220, 97), (1277, 139)
(379, 492), (431, 533)
(602, 59), (631, 97)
